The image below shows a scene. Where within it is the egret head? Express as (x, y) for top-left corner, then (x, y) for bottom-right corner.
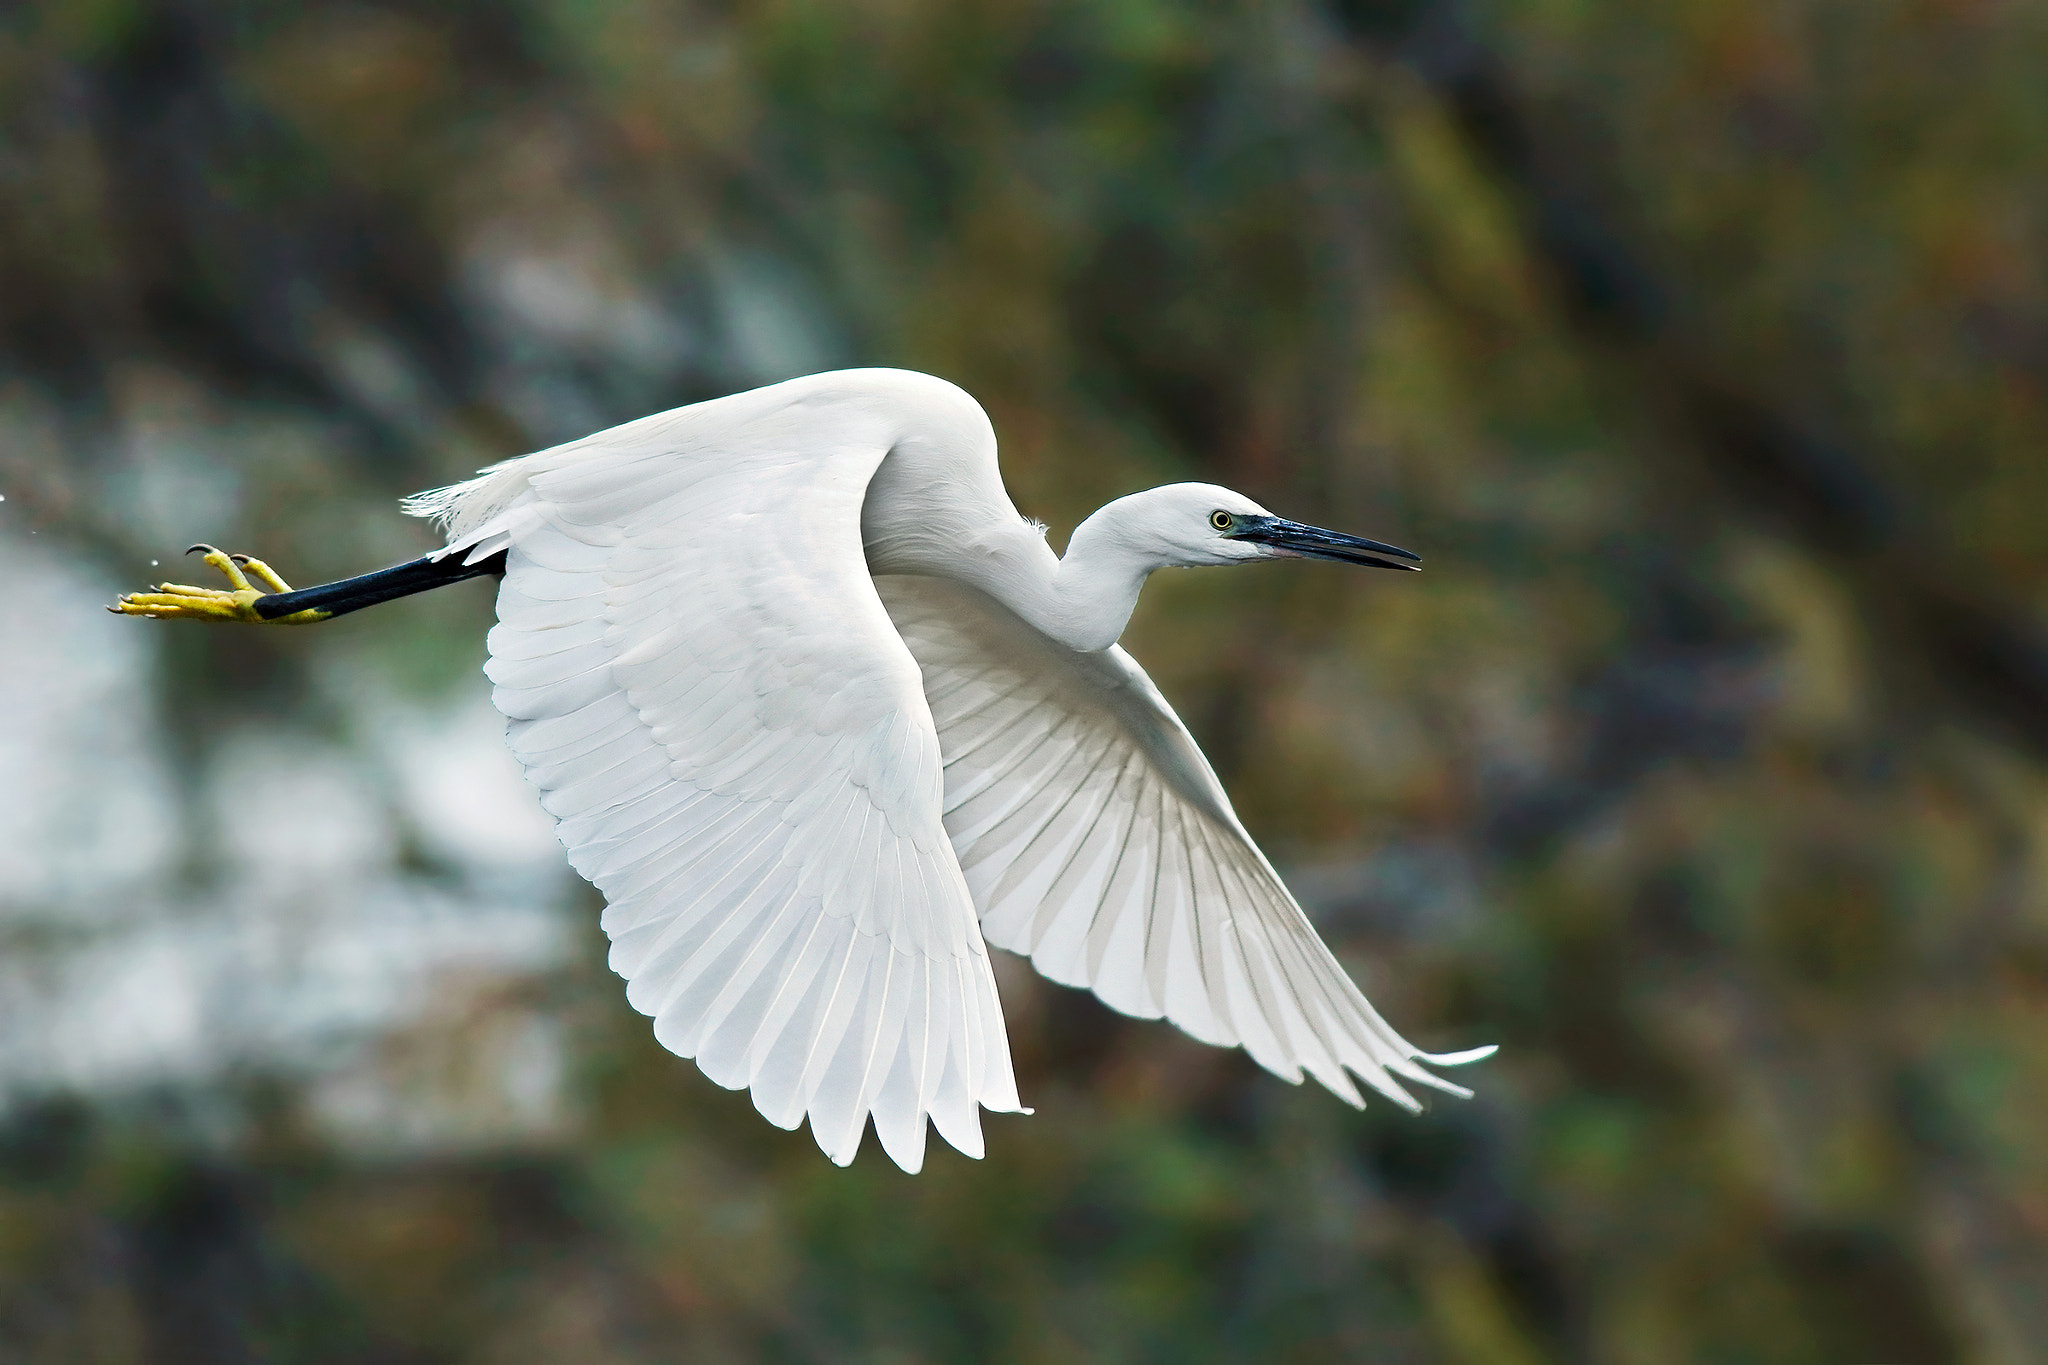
(1088, 482), (1420, 572)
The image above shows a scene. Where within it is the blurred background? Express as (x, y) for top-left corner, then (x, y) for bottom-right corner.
(2, 0), (2045, 1360)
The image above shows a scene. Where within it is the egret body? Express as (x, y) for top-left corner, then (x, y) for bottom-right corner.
(114, 368), (1491, 1171)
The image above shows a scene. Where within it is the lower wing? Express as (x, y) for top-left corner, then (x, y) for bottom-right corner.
(878, 575), (1493, 1110)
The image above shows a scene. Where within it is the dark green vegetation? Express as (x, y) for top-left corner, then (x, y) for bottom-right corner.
(2, 0), (2045, 1360)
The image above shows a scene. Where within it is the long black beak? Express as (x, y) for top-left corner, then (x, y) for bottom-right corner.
(1228, 516), (1421, 571)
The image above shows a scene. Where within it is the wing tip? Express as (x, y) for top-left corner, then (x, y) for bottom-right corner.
(1375, 1041), (1497, 1104)
(810, 1097), (1037, 1174)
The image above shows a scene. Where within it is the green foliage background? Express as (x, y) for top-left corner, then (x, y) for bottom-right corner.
(1, 0), (2045, 1360)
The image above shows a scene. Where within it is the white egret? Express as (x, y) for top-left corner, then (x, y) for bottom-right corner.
(113, 368), (1492, 1171)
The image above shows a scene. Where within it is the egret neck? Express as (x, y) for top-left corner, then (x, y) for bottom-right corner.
(1039, 500), (1178, 652)
(892, 496), (1173, 655)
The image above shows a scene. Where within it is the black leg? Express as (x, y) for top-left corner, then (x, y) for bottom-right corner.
(251, 549), (508, 620)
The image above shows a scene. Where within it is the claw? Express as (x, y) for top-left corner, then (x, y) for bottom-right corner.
(109, 546), (319, 624)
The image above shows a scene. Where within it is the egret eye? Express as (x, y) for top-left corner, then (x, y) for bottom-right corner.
(1210, 510), (1234, 531)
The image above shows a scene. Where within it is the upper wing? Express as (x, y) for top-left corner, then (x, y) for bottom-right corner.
(876, 575), (1492, 1109)
(469, 428), (1021, 1173)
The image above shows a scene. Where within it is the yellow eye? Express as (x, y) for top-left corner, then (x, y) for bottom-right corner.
(1210, 510), (1234, 531)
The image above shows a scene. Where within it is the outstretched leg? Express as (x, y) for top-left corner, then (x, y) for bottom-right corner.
(111, 545), (507, 624)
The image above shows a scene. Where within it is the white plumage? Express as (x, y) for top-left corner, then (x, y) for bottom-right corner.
(408, 367), (1491, 1171)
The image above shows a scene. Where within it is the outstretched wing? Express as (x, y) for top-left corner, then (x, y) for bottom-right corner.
(462, 408), (1021, 1173)
(877, 575), (1492, 1109)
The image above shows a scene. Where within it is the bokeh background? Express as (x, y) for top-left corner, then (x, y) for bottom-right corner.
(3, 0), (2046, 1360)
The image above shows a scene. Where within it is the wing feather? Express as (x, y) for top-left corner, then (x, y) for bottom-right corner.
(471, 419), (1021, 1172)
(878, 574), (1492, 1109)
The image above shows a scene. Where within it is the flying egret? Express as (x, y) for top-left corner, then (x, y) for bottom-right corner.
(112, 367), (1492, 1171)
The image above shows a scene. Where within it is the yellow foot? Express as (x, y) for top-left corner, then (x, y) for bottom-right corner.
(108, 545), (329, 625)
